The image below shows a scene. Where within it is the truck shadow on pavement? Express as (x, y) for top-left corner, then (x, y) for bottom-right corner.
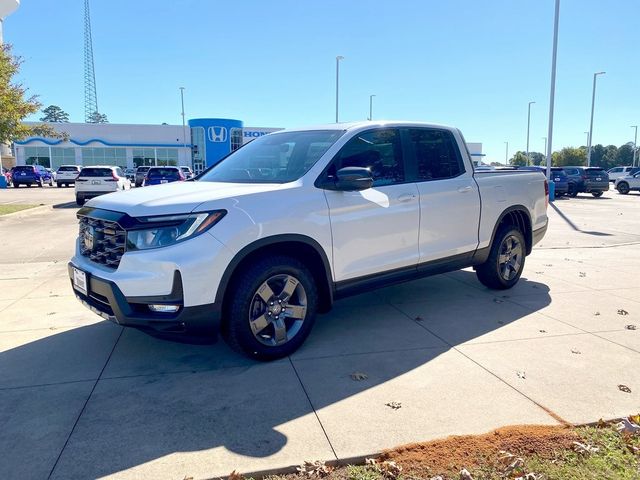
(1, 271), (552, 479)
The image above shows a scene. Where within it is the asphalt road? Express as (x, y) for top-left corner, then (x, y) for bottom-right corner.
(1, 187), (639, 479)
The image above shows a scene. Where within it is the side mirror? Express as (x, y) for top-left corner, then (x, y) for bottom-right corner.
(324, 167), (373, 191)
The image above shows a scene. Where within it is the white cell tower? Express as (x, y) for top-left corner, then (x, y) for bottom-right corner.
(84, 0), (99, 122)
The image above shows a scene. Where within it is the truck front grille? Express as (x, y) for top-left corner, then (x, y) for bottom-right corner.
(79, 216), (126, 268)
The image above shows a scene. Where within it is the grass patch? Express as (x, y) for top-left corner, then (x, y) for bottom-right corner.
(0, 204), (39, 215)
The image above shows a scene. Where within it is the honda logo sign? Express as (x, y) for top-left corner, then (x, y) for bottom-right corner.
(207, 126), (228, 143)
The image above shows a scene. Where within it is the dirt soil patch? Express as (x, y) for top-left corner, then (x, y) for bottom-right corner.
(380, 425), (577, 477)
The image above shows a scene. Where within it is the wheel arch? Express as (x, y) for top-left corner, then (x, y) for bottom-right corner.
(215, 234), (334, 319)
(487, 205), (533, 256)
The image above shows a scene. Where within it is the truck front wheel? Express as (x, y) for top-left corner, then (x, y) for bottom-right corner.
(223, 255), (318, 360)
(476, 225), (526, 290)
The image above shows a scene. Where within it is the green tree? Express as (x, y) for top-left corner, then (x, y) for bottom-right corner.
(529, 152), (546, 166)
(589, 144), (606, 167)
(615, 143), (634, 166)
(87, 111), (108, 124)
(509, 151), (529, 166)
(0, 44), (61, 143)
(40, 104), (69, 122)
(552, 147), (586, 166)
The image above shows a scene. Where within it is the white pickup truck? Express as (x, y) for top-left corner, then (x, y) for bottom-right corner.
(69, 122), (548, 359)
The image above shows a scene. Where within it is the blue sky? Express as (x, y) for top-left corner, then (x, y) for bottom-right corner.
(5, 0), (639, 163)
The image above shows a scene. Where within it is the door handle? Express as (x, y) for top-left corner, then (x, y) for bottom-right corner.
(458, 186), (472, 193)
(397, 193), (416, 202)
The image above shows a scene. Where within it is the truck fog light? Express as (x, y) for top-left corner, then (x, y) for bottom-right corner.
(148, 304), (180, 313)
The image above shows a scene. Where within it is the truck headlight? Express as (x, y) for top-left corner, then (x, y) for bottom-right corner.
(126, 210), (226, 251)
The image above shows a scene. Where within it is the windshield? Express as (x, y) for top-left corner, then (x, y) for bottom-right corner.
(148, 168), (180, 178)
(198, 130), (345, 184)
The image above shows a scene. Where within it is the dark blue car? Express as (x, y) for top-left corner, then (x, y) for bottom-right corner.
(11, 165), (54, 187)
(517, 166), (569, 196)
(143, 166), (185, 186)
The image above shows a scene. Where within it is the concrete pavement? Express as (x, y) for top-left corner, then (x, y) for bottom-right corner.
(1, 189), (639, 479)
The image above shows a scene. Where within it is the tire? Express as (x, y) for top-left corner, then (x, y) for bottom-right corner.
(223, 254), (318, 360)
(49, 178), (53, 186)
(57, 182), (62, 188)
(37, 179), (43, 188)
(568, 183), (578, 197)
(13, 183), (19, 188)
(617, 182), (630, 195)
(475, 225), (526, 290)
(27, 183), (31, 188)
(591, 191), (603, 198)
(75, 196), (84, 206)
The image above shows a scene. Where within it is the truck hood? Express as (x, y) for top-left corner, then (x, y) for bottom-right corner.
(86, 181), (286, 217)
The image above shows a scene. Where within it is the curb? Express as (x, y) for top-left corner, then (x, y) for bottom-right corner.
(214, 416), (634, 480)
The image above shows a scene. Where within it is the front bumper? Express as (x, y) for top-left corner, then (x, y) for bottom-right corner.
(69, 263), (221, 343)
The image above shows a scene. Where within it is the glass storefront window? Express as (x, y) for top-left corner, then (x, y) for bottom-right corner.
(231, 128), (243, 151)
(24, 146), (51, 168)
(82, 147), (126, 167)
(133, 148), (155, 167)
(51, 147), (76, 169)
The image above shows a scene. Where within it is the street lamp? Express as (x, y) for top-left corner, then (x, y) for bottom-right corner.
(335, 56), (344, 123)
(504, 141), (509, 164)
(526, 101), (535, 165)
(586, 71), (605, 166)
(179, 87), (187, 150)
(631, 125), (638, 167)
(368, 94), (376, 121)
(584, 131), (589, 148)
(542, 137), (547, 165)
(545, 0), (560, 181)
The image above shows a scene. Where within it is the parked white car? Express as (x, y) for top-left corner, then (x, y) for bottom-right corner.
(56, 165), (81, 187)
(615, 171), (640, 194)
(607, 166), (634, 183)
(74, 166), (131, 205)
(69, 122), (548, 359)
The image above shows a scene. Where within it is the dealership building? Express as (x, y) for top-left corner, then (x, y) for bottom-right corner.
(14, 119), (483, 173)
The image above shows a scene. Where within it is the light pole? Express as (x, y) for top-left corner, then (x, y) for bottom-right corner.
(504, 141), (509, 164)
(526, 101), (535, 165)
(545, 0), (560, 181)
(368, 94), (376, 121)
(584, 131), (589, 148)
(335, 56), (344, 123)
(631, 125), (638, 167)
(586, 71), (605, 166)
(542, 137), (547, 165)
(179, 87), (187, 164)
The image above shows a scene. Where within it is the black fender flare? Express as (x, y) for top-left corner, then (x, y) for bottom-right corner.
(214, 234), (334, 307)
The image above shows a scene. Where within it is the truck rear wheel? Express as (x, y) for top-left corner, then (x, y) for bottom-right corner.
(617, 182), (629, 194)
(476, 225), (526, 290)
(223, 255), (318, 360)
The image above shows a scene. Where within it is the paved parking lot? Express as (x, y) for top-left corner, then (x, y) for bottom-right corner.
(1, 187), (640, 479)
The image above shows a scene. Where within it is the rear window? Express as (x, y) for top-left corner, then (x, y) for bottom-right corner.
(136, 167), (150, 172)
(79, 168), (113, 177)
(58, 166), (79, 172)
(13, 166), (35, 172)
(586, 168), (605, 177)
(148, 168), (180, 178)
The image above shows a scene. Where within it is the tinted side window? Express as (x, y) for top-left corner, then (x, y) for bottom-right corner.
(332, 129), (404, 186)
(409, 129), (464, 181)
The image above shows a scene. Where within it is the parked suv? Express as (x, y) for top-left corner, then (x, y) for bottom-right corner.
(607, 166), (635, 183)
(11, 165), (53, 187)
(615, 170), (640, 194)
(134, 166), (151, 187)
(75, 166), (131, 205)
(180, 166), (194, 180)
(143, 166), (185, 186)
(563, 166), (609, 197)
(56, 165), (81, 187)
(70, 121), (548, 359)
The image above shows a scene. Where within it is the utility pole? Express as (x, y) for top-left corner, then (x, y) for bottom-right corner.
(545, 0), (560, 181)
(526, 101), (535, 165)
(504, 142), (509, 165)
(586, 71), (605, 166)
(631, 125), (638, 167)
(335, 56), (344, 123)
(368, 94), (376, 121)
